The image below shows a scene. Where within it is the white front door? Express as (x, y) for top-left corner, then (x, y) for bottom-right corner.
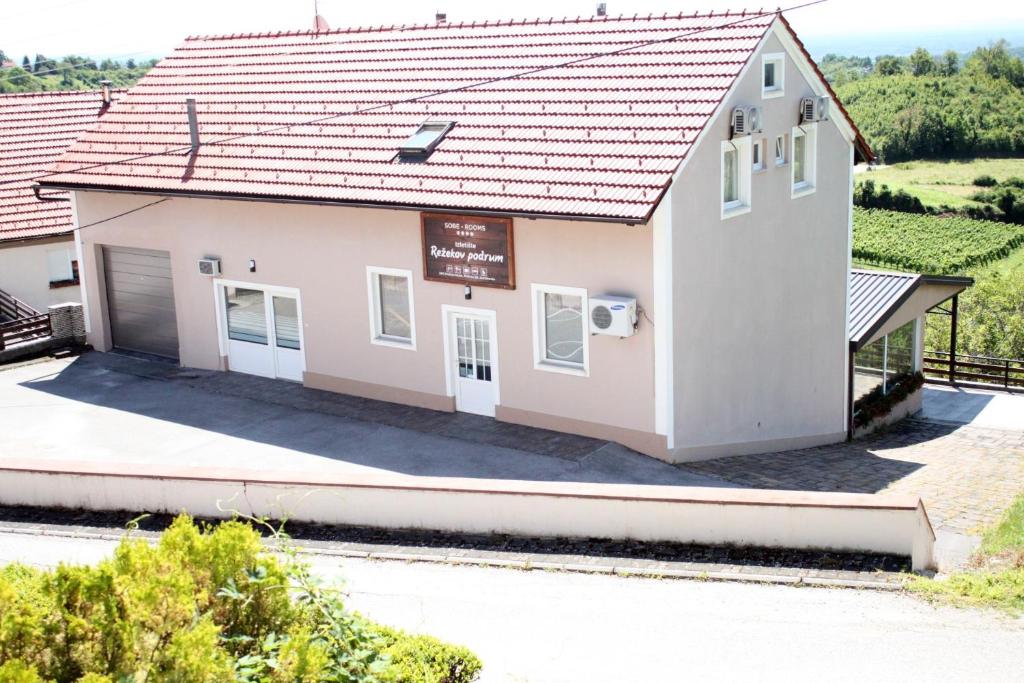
(449, 311), (498, 417)
(221, 283), (304, 381)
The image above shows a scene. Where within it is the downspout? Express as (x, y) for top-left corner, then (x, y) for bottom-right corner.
(846, 342), (856, 441)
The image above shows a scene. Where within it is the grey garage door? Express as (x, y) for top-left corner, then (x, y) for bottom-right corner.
(102, 246), (179, 359)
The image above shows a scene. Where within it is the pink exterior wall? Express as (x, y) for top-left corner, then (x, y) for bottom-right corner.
(75, 193), (659, 441)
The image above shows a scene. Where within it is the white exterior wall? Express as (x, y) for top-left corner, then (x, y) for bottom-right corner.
(667, 30), (853, 461)
(0, 237), (81, 312)
(74, 192), (662, 451)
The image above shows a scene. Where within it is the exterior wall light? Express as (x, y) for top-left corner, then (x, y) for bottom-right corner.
(248, 259), (256, 272)
(464, 285), (472, 300)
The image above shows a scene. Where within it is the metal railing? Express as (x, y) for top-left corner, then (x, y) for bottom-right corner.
(0, 287), (50, 352)
(923, 350), (1024, 391)
(0, 287), (39, 322)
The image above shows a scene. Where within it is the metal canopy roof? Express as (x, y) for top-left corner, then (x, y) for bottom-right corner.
(848, 269), (972, 351)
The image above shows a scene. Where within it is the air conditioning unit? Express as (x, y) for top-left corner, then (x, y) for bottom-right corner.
(589, 295), (638, 337)
(800, 96), (830, 123)
(198, 257), (221, 276)
(731, 106), (762, 137)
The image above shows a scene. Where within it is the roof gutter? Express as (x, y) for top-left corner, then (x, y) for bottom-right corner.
(35, 182), (652, 227)
(32, 186), (70, 203)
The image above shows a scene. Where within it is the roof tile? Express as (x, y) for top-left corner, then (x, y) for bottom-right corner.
(39, 11), (837, 222)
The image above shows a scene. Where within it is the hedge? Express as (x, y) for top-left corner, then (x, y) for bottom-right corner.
(0, 516), (481, 683)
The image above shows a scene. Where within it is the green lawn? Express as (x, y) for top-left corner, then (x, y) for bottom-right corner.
(908, 493), (1024, 613)
(856, 158), (1024, 210)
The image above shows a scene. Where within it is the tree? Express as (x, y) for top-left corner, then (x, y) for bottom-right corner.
(32, 53), (55, 74)
(21, 55), (30, 70)
(909, 48), (936, 76)
(125, 58), (136, 69)
(875, 55), (904, 75)
(0, 49), (7, 63)
(968, 39), (1024, 87)
(939, 50), (960, 76)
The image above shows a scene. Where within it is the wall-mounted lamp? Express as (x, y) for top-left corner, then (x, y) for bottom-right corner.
(248, 259), (256, 272)
(464, 284), (472, 300)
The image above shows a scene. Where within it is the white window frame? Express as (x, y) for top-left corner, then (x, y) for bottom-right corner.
(762, 53), (785, 99)
(791, 124), (818, 198)
(531, 283), (590, 377)
(752, 138), (765, 173)
(774, 134), (787, 167)
(366, 266), (416, 350)
(721, 138), (752, 220)
(47, 246), (75, 283)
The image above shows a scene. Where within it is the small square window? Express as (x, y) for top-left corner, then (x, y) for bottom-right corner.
(531, 284), (589, 375)
(762, 53), (785, 99)
(367, 267), (416, 349)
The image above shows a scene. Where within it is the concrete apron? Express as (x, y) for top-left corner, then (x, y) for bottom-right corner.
(0, 458), (936, 571)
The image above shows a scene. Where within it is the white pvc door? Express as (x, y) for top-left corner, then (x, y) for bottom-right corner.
(452, 314), (496, 416)
(223, 285), (304, 381)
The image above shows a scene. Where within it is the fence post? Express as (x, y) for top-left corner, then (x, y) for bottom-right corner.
(1007, 359), (1011, 390)
(949, 294), (958, 384)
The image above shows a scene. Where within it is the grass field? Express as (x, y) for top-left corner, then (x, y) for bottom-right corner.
(855, 158), (1024, 210)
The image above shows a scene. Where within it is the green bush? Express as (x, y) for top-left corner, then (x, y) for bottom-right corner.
(0, 516), (481, 683)
(376, 626), (482, 683)
(853, 371), (925, 428)
(974, 174), (999, 187)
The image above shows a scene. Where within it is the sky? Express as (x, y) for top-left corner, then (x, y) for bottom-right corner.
(1, 0), (1022, 63)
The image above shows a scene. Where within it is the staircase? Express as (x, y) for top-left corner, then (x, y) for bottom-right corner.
(0, 288), (51, 351)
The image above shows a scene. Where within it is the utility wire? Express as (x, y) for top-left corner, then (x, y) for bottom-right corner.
(0, 0), (828, 192)
(0, 53), (153, 82)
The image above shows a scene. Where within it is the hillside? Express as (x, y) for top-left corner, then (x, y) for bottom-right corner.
(0, 52), (153, 93)
(829, 41), (1024, 162)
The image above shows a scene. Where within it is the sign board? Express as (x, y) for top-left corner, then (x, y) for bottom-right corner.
(420, 213), (515, 289)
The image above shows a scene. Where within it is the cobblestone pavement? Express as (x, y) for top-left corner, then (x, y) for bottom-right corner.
(681, 419), (1024, 539)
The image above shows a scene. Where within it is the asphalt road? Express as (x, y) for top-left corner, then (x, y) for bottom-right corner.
(2, 530), (1022, 682)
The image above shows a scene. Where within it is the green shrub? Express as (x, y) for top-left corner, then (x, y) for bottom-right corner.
(974, 174), (999, 187)
(1003, 176), (1024, 189)
(0, 516), (481, 683)
(853, 371), (925, 428)
(376, 626), (482, 683)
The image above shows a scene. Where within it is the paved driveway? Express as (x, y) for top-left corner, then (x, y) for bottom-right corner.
(683, 386), (1024, 569)
(0, 352), (729, 488)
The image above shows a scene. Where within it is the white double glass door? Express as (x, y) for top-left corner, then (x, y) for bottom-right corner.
(221, 283), (304, 381)
(448, 310), (497, 417)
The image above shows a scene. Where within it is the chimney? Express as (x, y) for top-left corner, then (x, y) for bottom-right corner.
(596, 2), (607, 16)
(100, 79), (112, 105)
(186, 98), (200, 154)
(435, 11), (447, 23)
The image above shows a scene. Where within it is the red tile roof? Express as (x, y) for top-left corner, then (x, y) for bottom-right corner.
(0, 90), (120, 243)
(39, 11), (864, 223)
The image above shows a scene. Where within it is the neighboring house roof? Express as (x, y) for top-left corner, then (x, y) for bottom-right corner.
(0, 90), (120, 243)
(848, 269), (972, 351)
(39, 11), (870, 223)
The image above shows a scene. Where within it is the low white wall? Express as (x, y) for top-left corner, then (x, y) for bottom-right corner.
(0, 461), (935, 570)
(854, 388), (924, 439)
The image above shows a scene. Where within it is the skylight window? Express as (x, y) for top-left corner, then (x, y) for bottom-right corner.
(398, 121), (454, 161)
